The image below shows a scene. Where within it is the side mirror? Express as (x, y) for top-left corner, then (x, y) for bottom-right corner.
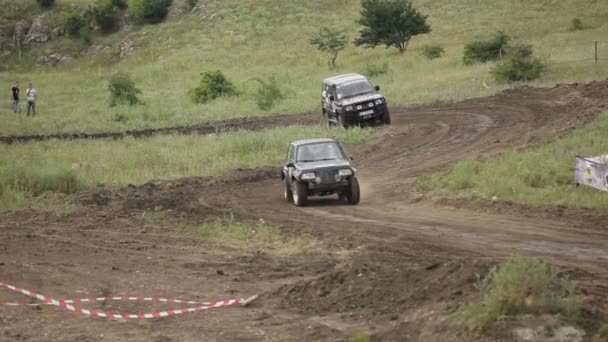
(329, 95), (335, 101)
(374, 85), (380, 91)
(286, 162), (295, 168)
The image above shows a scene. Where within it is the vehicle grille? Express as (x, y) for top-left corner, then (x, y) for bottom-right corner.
(318, 169), (339, 183)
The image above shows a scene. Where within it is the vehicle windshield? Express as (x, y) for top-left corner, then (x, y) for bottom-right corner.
(336, 80), (374, 99)
(296, 142), (345, 162)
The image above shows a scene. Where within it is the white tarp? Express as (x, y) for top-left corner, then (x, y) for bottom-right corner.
(575, 154), (608, 191)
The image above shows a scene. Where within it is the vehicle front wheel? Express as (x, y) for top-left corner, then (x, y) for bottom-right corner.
(337, 112), (348, 129)
(345, 177), (360, 205)
(284, 180), (293, 203)
(382, 110), (391, 125)
(292, 180), (308, 207)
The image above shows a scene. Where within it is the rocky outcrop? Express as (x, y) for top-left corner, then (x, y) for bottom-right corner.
(119, 39), (140, 59)
(51, 26), (64, 39)
(14, 20), (30, 42)
(86, 44), (113, 56)
(168, 4), (185, 18)
(24, 15), (51, 46)
(37, 53), (73, 65)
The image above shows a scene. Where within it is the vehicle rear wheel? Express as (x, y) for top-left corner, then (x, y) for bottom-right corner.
(383, 110), (391, 125)
(292, 180), (308, 207)
(345, 177), (360, 205)
(284, 180), (293, 203)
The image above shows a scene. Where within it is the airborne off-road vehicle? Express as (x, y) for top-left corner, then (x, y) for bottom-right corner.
(281, 138), (360, 207)
(321, 73), (391, 128)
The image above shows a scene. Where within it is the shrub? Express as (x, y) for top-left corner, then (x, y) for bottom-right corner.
(421, 44), (445, 60)
(253, 76), (286, 111)
(188, 70), (239, 104)
(79, 25), (92, 45)
(108, 72), (142, 107)
(456, 255), (580, 331)
(463, 31), (510, 65)
(36, 0), (55, 9)
(63, 12), (87, 38)
(90, 0), (120, 33)
(491, 44), (545, 82)
(364, 62), (389, 77)
(128, 0), (173, 24)
(570, 18), (584, 31)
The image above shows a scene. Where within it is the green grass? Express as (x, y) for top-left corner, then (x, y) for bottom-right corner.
(455, 255), (580, 331)
(0, 124), (372, 209)
(419, 112), (608, 209)
(178, 214), (318, 255)
(1, 0), (607, 135)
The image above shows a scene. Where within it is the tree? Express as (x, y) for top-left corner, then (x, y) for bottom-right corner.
(354, 0), (431, 54)
(309, 27), (348, 68)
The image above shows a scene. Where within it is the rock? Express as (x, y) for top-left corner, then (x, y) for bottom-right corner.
(14, 20), (31, 42)
(24, 15), (51, 46)
(119, 39), (140, 59)
(86, 44), (112, 56)
(37, 53), (73, 66)
(167, 4), (185, 18)
(51, 26), (64, 39)
(513, 328), (537, 341)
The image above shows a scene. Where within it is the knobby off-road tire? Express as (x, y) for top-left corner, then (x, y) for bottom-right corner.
(346, 177), (360, 205)
(284, 180), (293, 203)
(383, 110), (392, 125)
(291, 180), (308, 207)
(337, 112), (348, 129)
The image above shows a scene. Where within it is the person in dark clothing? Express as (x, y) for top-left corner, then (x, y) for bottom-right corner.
(10, 81), (20, 113)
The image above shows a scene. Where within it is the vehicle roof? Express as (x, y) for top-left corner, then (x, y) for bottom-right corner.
(290, 138), (338, 147)
(323, 73), (369, 87)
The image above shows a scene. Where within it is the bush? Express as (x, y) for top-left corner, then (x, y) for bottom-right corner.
(189, 70), (239, 104)
(36, 0), (55, 9)
(79, 25), (92, 45)
(128, 0), (173, 24)
(421, 44), (445, 60)
(63, 12), (87, 38)
(456, 255), (580, 331)
(90, 0), (120, 33)
(570, 18), (584, 31)
(253, 76), (286, 111)
(363, 62), (389, 77)
(463, 31), (510, 65)
(491, 44), (545, 82)
(108, 72), (142, 107)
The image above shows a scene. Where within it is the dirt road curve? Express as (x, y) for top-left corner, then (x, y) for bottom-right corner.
(1, 80), (608, 341)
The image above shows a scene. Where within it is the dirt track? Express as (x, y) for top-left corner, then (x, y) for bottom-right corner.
(1, 80), (608, 341)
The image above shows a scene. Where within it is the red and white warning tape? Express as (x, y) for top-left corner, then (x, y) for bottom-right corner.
(1, 282), (257, 320)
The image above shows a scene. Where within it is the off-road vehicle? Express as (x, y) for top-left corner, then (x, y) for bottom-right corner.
(281, 138), (360, 207)
(321, 73), (391, 128)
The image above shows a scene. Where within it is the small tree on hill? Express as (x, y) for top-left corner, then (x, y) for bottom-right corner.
(354, 0), (431, 54)
(309, 26), (348, 68)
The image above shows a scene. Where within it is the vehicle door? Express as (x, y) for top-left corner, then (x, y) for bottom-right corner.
(322, 84), (332, 118)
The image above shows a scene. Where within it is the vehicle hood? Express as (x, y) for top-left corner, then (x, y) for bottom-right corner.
(337, 93), (383, 106)
(295, 159), (352, 171)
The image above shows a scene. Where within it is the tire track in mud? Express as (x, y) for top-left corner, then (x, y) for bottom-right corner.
(215, 80), (608, 265)
(0, 112), (318, 144)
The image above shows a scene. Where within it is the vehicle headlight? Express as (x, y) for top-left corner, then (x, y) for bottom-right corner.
(338, 169), (353, 176)
(301, 172), (316, 180)
(345, 105), (354, 111)
(356, 105), (363, 110)
(375, 98), (384, 105)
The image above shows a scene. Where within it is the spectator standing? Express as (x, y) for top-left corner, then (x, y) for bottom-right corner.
(26, 83), (37, 116)
(10, 81), (20, 113)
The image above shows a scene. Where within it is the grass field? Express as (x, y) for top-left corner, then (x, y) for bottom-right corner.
(1, 0), (607, 135)
(419, 112), (608, 209)
(0, 125), (372, 209)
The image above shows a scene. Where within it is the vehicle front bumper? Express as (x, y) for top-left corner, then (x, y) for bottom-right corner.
(342, 105), (388, 124)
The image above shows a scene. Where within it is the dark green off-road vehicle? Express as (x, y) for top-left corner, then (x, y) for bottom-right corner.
(281, 138), (360, 207)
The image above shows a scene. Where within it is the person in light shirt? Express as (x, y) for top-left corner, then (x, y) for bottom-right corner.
(26, 83), (37, 116)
